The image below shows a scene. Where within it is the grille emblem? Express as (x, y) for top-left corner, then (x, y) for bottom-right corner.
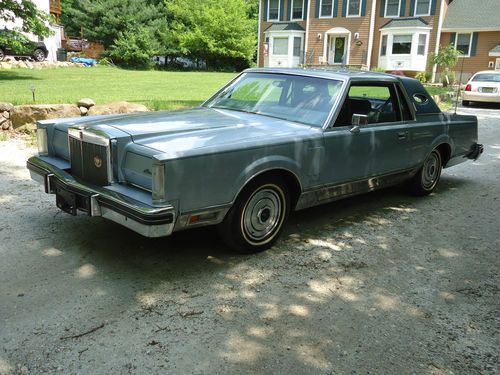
(94, 155), (103, 168)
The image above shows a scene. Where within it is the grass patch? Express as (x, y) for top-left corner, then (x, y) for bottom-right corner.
(0, 132), (10, 141)
(0, 66), (236, 110)
(425, 86), (454, 96)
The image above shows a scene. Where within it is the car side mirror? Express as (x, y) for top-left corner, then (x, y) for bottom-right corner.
(350, 114), (368, 134)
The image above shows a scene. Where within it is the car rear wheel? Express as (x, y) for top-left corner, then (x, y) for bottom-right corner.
(0, 49), (5, 62)
(218, 177), (290, 254)
(33, 49), (45, 62)
(408, 149), (442, 196)
(462, 100), (470, 106)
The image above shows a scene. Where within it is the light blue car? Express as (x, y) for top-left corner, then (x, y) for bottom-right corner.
(27, 69), (483, 253)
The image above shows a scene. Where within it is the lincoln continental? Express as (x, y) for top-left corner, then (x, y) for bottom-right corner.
(27, 68), (483, 253)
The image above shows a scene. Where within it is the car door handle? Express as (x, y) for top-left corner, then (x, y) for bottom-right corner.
(397, 131), (408, 140)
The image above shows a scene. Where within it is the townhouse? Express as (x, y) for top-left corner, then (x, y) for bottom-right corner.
(257, 0), (500, 81)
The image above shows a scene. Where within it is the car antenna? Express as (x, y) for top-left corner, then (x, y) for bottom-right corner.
(454, 56), (466, 115)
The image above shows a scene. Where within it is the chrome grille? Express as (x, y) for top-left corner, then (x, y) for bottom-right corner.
(69, 135), (111, 186)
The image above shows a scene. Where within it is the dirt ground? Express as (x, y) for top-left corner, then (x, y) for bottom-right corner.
(0, 105), (498, 375)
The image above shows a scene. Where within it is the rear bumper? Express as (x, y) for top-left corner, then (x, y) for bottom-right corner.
(27, 156), (176, 238)
(462, 92), (500, 103)
(465, 143), (484, 160)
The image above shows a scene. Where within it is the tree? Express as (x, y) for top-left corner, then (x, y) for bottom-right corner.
(106, 27), (160, 69)
(61, 0), (168, 49)
(0, 0), (52, 37)
(431, 44), (462, 86)
(166, 0), (257, 70)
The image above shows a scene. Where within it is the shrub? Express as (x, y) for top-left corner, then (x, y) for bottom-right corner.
(371, 66), (386, 73)
(415, 71), (432, 83)
(105, 27), (159, 69)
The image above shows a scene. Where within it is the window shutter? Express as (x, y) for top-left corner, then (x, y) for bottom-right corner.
(342, 0), (347, 16)
(264, 0), (269, 21)
(380, 0), (386, 17)
(430, 0), (437, 15)
(333, 0), (338, 16)
(399, 0), (406, 17)
(471, 32), (479, 56)
(315, 0), (320, 17)
(304, 0), (309, 18)
(449, 33), (456, 45)
(289, 0), (293, 19)
(361, 0), (367, 16)
(409, 0), (415, 16)
(280, 0), (285, 20)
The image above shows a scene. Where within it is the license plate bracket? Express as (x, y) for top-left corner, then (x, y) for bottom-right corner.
(481, 87), (494, 93)
(56, 186), (77, 216)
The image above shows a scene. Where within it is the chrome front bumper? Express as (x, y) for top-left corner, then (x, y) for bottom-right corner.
(27, 156), (176, 238)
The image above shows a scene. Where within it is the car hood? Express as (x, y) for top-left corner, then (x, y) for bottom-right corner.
(96, 107), (321, 159)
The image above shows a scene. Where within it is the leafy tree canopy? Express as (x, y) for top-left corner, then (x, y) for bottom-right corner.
(0, 0), (52, 37)
(166, 0), (256, 69)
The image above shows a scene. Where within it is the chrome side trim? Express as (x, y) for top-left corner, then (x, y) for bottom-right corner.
(295, 168), (417, 210)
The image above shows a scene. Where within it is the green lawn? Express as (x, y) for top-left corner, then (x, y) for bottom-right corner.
(0, 66), (236, 110)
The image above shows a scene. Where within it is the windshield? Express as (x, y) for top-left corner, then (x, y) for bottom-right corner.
(204, 72), (343, 127)
(472, 73), (500, 82)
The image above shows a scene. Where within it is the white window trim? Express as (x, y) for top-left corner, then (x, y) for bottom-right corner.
(291, 0), (305, 21)
(385, 0), (402, 18)
(390, 34), (413, 56)
(319, 0), (334, 18)
(417, 33), (427, 55)
(346, 0), (362, 17)
(380, 34), (388, 56)
(268, 0), (280, 21)
(455, 32), (473, 58)
(414, 0), (431, 16)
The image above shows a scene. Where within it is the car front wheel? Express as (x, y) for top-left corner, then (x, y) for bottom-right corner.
(33, 49), (45, 62)
(0, 49), (5, 62)
(409, 149), (442, 196)
(218, 177), (290, 254)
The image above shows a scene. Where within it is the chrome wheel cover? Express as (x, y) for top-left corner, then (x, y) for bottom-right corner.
(241, 185), (285, 245)
(33, 50), (45, 62)
(421, 152), (440, 190)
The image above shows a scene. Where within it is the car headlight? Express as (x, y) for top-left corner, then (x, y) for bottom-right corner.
(152, 163), (166, 204)
(37, 128), (48, 155)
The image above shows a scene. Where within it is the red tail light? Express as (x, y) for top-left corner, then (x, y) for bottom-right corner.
(465, 84), (472, 91)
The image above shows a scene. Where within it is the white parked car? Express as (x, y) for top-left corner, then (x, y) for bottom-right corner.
(462, 70), (500, 106)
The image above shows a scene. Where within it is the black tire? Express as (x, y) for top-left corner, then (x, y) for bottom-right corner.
(408, 149), (442, 196)
(218, 176), (290, 254)
(33, 48), (46, 62)
(0, 49), (5, 62)
(462, 100), (470, 107)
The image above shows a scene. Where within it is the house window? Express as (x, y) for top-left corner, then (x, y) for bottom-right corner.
(292, 0), (304, 19)
(414, 0), (431, 15)
(268, 0), (280, 20)
(392, 34), (412, 54)
(273, 37), (289, 55)
(385, 0), (401, 17)
(380, 35), (388, 56)
(455, 33), (472, 56)
(293, 37), (302, 57)
(417, 34), (427, 55)
(320, 0), (333, 17)
(347, 0), (361, 16)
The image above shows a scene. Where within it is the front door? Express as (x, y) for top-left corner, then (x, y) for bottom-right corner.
(328, 36), (346, 64)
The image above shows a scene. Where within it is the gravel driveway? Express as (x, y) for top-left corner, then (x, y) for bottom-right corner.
(0, 106), (498, 375)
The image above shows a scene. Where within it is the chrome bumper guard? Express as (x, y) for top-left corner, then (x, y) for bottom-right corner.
(27, 156), (175, 238)
(466, 143), (484, 161)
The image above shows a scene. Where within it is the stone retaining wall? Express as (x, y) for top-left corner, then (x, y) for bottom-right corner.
(0, 100), (149, 131)
(0, 60), (88, 70)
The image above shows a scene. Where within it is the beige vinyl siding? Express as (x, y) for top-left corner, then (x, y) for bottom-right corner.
(439, 31), (500, 75)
